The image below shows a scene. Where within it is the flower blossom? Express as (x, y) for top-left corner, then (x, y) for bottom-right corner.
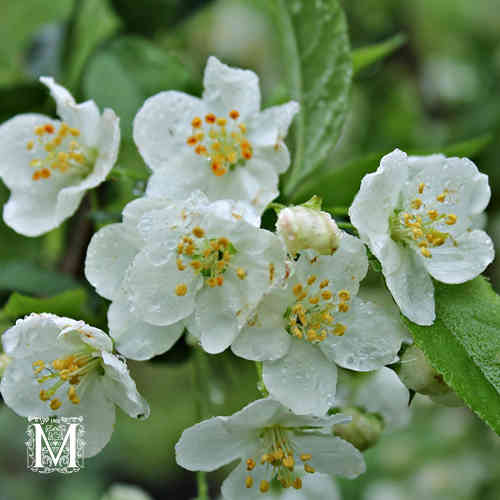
(232, 233), (406, 416)
(0, 77), (120, 236)
(0, 313), (149, 457)
(175, 397), (365, 499)
(85, 191), (286, 359)
(133, 56), (299, 215)
(349, 149), (494, 325)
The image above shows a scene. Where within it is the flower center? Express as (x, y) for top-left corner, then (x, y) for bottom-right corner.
(33, 350), (101, 410)
(284, 275), (350, 343)
(186, 110), (253, 177)
(389, 182), (458, 258)
(26, 122), (96, 181)
(243, 426), (315, 492)
(174, 226), (246, 296)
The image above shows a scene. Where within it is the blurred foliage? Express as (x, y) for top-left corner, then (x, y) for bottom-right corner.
(0, 0), (500, 499)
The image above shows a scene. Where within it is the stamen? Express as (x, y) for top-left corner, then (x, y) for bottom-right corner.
(175, 284), (188, 296)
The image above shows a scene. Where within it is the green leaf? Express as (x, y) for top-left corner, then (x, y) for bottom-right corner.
(0, 289), (91, 324)
(270, 0), (352, 197)
(0, 260), (78, 295)
(402, 277), (500, 435)
(0, 0), (73, 86)
(64, 0), (121, 88)
(291, 132), (493, 207)
(0, 83), (47, 122)
(352, 34), (407, 75)
(83, 36), (192, 139)
(110, 0), (213, 36)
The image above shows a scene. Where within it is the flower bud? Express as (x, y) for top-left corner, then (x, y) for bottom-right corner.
(398, 345), (451, 396)
(276, 205), (341, 256)
(333, 407), (383, 451)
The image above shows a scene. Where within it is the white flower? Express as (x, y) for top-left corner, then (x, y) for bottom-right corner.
(85, 191), (286, 359)
(0, 313), (149, 457)
(0, 77), (120, 236)
(335, 367), (411, 431)
(175, 397), (365, 499)
(232, 233), (406, 416)
(276, 204), (341, 256)
(133, 56), (299, 214)
(349, 149), (494, 325)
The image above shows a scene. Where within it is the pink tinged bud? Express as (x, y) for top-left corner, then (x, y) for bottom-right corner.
(277, 206), (341, 256)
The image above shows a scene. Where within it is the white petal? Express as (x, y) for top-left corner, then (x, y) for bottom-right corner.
(225, 397), (283, 431)
(209, 199), (261, 227)
(263, 339), (337, 416)
(0, 113), (57, 189)
(349, 149), (408, 254)
(295, 233), (368, 294)
(195, 282), (243, 354)
(231, 292), (291, 361)
(354, 368), (410, 429)
(100, 351), (150, 419)
(125, 250), (202, 326)
(278, 474), (341, 500)
(122, 197), (171, 230)
(85, 223), (140, 301)
(175, 416), (249, 471)
(40, 76), (101, 146)
(108, 292), (184, 360)
(221, 458), (270, 500)
(423, 229), (494, 284)
(248, 101), (299, 151)
(59, 323), (113, 352)
(291, 434), (365, 479)
(384, 247), (435, 325)
(133, 90), (205, 170)
(319, 298), (405, 371)
(203, 56), (260, 119)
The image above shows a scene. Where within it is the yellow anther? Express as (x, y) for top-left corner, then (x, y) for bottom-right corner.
(261, 454), (272, 464)
(187, 136), (198, 146)
(421, 247), (431, 258)
(177, 258), (186, 271)
(175, 284), (188, 296)
(307, 329), (317, 342)
(338, 290), (350, 301)
(216, 276), (224, 287)
(229, 110), (240, 120)
(216, 118), (227, 127)
(39, 390), (50, 401)
(292, 326), (303, 339)
(433, 237), (445, 246)
(269, 263), (275, 282)
(293, 284), (303, 296)
(338, 302), (349, 313)
(319, 279), (329, 289)
(246, 458), (256, 471)
(205, 113), (216, 124)
(436, 192), (447, 202)
(300, 453), (312, 461)
(26, 140), (35, 151)
(419, 241), (428, 248)
(304, 464), (315, 474)
(259, 480), (270, 493)
(177, 243), (184, 254)
(418, 182), (425, 194)
(283, 455), (295, 470)
(195, 132), (204, 142)
(236, 268), (247, 280)
(50, 399), (62, 410)
(192, 226), (205, 238)
(292, 478), (302, 490)
(334, 324), (346, 336)
(411, 198), (423, 210)
(309, 296), (319, 305)
(192, 117), (203, 128)
(35, 126), (45, 136)
(69, 128), (80, 137)
(218, 237), (230, 248)
(322, 312), (334, 323)
(30, 159), (42, 167)
(412, 228), (423, 240)
(40, 168), (51, 179)
(428, 209), (438, 220)
(445, 214), (457, 225)
(321, 290), (332, 300)
(207, 278), (217, 288)
(245, 476), (253, 489)
(307, 275), (317, 285)
(238, 123), (247, 134)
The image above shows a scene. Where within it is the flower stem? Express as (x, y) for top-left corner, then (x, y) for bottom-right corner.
(193, 348), (209, 500)
(324, 206), (349, 217)
(255, 361), (269, 397)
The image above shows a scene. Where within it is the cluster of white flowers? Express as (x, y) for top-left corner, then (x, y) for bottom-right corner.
(0, 56), (494, 497)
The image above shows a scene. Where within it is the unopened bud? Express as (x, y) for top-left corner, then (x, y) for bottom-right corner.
(398, 345), (451, 396)
(0, 353), (11, 377)
(276, 205), (341, 256)
(333, 407), (383, 451)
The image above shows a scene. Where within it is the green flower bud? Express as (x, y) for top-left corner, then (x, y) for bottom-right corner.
(333, 407), (383, 451)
